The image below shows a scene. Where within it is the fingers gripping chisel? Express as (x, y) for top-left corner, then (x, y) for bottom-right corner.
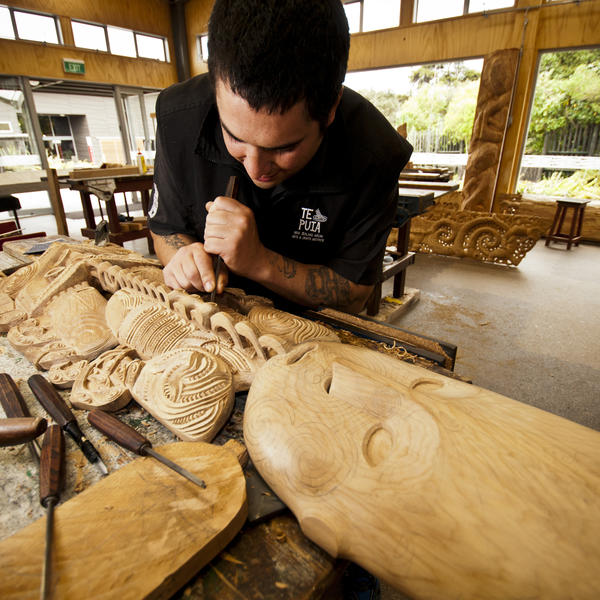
(210, 175), (239, 303)
(28, 374), (109, 476)
(88, 409), (206, 489)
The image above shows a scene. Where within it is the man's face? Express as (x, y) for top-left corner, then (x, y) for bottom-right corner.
(215, 79), (332, 189)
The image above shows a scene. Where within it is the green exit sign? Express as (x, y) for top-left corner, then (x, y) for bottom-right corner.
(63, 59), (85, 75)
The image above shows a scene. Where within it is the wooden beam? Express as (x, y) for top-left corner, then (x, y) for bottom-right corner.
(45, 168), (69, 236)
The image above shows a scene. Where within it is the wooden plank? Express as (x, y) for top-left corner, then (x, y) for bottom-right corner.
(46, 168), (69, 236)
(0, 251), (31, 274)
(2, 235), (78, 260)
(0, 441), (247, 600)
(68, 166), (140, 180)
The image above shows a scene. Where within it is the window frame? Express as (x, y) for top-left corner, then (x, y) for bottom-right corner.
(70, 17), (169, 62)
(1, 5), (62, 44)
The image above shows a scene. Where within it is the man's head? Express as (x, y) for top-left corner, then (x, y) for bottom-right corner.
(207, 0), (350, 129)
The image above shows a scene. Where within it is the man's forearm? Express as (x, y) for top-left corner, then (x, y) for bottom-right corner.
(256, 249), (372, 314)
(151, 231), (198, 266)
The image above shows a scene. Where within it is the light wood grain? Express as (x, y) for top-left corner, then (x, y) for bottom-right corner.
(244, 341), (600, 600)
(0, 441), (247, 600)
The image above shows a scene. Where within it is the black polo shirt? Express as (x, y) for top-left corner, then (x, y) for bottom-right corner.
(149, 74), (412, 300)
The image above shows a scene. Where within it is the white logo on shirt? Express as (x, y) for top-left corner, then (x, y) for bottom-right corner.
(148, 183), (159, 218)
(292, 207), (327, 242)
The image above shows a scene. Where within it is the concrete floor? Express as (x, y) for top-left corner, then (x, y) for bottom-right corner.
(11, 199), (600, 600)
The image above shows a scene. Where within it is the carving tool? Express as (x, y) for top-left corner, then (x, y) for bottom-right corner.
(210, 175), (239, 303)
(0, 416), (47, 447)
(28, 374), (109, 476)
(39, 424), (64, 600)
(0, 372), (41, 462)
(88, 409), (207, 489)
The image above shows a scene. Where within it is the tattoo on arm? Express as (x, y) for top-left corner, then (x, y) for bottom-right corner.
(269, 254), (297, 279)
(305, 266), (353, 307)
(162, 234), (189, 250)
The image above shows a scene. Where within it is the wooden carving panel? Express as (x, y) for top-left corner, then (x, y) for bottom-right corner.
(0, 441), (247, 600)
(462, 49), (519, 212)
(409, 192), (546, 266)
(244, 342), (600, 600)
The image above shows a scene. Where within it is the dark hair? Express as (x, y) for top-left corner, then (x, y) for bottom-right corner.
(207, 0), (349, 128)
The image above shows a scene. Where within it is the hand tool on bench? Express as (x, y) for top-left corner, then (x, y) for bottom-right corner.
(28, 374), (108, 476)
(0, 372), (41, 462)
(88, 409), (207, 489)
(210, 175), (239, 303)
(40, 424), (64, 600)
(0, 416), (47, 447)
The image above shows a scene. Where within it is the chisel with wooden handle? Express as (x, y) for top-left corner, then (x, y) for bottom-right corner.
(28, 374), (109, 476)
(0, 416), (47, 447)
(210, 175), (239, 303)
(40, 424), (64, 600)
(0, 372), (42, 462)
(88, 409), (206, 489)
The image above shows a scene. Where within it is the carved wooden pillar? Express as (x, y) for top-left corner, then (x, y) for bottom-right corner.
(461, 49), (519, 212)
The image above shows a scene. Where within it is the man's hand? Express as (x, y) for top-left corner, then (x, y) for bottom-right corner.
(204, 195), (267, 278)
(157, 238), (228, 293)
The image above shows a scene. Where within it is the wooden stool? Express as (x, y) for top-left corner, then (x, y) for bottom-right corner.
(545, 198), (590, 250)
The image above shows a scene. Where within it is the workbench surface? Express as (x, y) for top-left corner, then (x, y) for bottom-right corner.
(0, 335), (342, 599)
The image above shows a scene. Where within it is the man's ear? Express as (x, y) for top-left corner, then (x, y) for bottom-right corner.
(325, 88), (343, 128)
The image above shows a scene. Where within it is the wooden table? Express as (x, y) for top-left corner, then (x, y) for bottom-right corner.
(67, 173), (154, 254)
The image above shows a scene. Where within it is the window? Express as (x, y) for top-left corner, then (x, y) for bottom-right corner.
(136, 33), (167, 61)
(415, 0), (464, 22)
(468, 0), (514, 12)
(363, 0), (401, 32)
(72, 21), (107, 51)
(0, 7), (15, 40)
(198, 34), (209, 62)
(108, 26), (136, 58)
(344, 1), (362, 33)
(343, 0), (400, 33)
(11, 8), (60, 43)
(71, 20), (168, 62)
(415, 0), (514, 22)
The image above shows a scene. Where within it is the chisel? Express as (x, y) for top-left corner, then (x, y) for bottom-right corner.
(88, 409), (206, 489)
(210, 175), (239, 303)
(0, 372), (42, 462)
(0, 416), (47, 447)
(28, 374), (109, 476)
(40, 424), (64, 600)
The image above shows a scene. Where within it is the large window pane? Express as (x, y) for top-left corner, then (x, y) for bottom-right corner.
(415, 0), (464, 22)
(363, 0), (400, 32)
(344, 2), (361, 34)
(136, 33), (166, 61)
(517, 48), (600, 205)
(0, 77), (43, 171)
(72, 21), (107, 51)
(468, 0), (514, 12)
(14, 11), (59, 44)
(0, 7), (15, 39)
(108, 26), (136, 57)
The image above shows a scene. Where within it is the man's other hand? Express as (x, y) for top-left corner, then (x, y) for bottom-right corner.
(162, 241), (228, 293)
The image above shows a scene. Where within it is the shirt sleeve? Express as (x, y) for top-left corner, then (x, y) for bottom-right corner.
(148, 94), (197, 238)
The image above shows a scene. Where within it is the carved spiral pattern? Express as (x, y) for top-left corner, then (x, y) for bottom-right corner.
(132, 348), (234, 441)
(460, 221), (505, 260)
(248, 306), (338, 345)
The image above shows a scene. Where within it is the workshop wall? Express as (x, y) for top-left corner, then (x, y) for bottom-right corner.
(0, 0), (176, 89)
